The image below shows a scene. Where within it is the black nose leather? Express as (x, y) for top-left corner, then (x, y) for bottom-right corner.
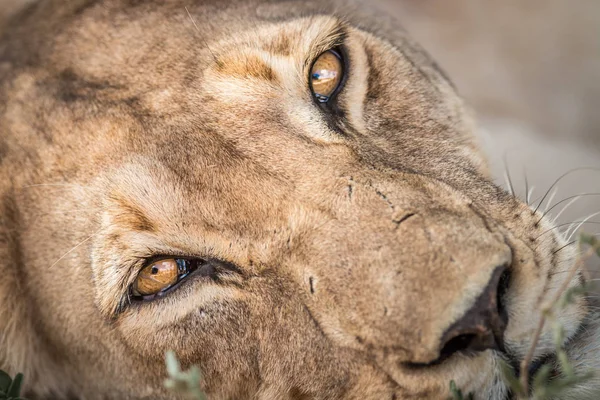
(438, 266), (510, 360)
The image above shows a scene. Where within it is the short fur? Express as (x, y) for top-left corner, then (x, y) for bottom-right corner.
(0, 1), (598, 399)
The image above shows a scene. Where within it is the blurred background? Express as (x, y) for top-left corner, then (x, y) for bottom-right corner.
(1, 0), (599, 254)
(372, 0), (600, 256)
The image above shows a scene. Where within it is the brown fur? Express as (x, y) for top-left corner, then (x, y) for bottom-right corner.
(0, 1), (598, 399)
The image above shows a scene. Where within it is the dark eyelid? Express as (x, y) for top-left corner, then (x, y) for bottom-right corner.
(142, 255), (242, 275)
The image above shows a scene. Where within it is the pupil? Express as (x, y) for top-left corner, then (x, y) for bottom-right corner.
(312, 73), (320, 79)
(151, 266), (159, 274)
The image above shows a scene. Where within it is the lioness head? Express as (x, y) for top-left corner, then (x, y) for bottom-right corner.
(0, 1), (598, 399)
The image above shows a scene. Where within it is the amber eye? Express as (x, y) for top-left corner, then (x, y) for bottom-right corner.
(132, 258), (196, 299)
(310, 49), (344, 103)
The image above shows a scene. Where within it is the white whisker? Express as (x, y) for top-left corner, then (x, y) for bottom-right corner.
(46, 208), (102, 215)
(503, 171), (514, 196)
(523, 167), (529, 205)
(535, 221), (600, 240)
(527, 186), (535, 206)
(565, 211), (600, 242)
(543, 188), (559, 215)
(21, 183), (87, 189)
(49, 230), (101, 270)
(532, 167), (600, 214)
(541, 193), (600, 225)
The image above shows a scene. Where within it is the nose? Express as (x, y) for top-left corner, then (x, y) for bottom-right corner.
(437, 266), (510, 361)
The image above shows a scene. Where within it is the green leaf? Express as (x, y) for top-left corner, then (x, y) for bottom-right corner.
(164, 351), (208, 400)
(552, 322), (565, 349)
(557, 349), (574, 378)
(557, 284), (591, 309)
(0, 370), (12, 393)
(7, 373), (23, 397)
(531, 364), (552, 395)
(448, 380), (463, 400)
(534, 370), (593, 399)
(448, 380), (474, 400)
(498, 359), (525, 396)
(165, 350), (180, 377)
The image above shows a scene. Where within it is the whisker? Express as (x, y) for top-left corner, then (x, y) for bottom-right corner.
(581, 301), (600, 308)
(552, 233), (600, 255)
(185, 7), (219, 63)
(535, 220), (600, 240)
(527, 188), (551, 214)
(502, 152), (515, 197)
(46, 208), (103, 215)
(532, 167), (600, 215)
(565, 212), (600, 242)
(544, 188), (559, 216)
(528, 187), (556, 222)
(549, 196), (580, 226)
(523, 167), (529, 205)
(537, 193), (600, 225)
(527, 186), (535, 207)
(583, 298), (600, 304)
(21, 183), (88, 190)
(49, 230), (102, 270)
(553, 241), (577, 255)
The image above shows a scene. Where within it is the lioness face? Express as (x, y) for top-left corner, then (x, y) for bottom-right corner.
(1, 1), (598, 399)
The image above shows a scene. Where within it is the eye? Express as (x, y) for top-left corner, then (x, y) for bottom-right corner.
(131, 258), (199, 300)
(310, 49), (344, 103)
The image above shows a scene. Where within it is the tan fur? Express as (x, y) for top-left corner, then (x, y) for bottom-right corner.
(0, 1), (598, 399)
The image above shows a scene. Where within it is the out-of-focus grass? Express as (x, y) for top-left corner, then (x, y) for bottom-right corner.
(164, 351), (206, 400)
(0, 369), (25, 400)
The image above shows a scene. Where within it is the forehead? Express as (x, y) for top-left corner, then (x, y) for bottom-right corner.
(70, 4), (474, 214)
(22, 0), (480, 209)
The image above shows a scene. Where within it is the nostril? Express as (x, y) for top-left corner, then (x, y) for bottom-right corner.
(435, 266), (510, 363)
(496, 268), (512, 325)
(439, 333), (479, 360)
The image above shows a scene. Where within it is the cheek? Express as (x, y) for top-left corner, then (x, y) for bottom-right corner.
(118, 300), (264, 395)
(115, 286), (250, 357)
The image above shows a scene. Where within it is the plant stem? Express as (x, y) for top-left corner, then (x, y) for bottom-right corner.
(519, 238), (599, 395)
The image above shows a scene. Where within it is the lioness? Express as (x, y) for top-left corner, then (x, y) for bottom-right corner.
(0, 1), (598, 399)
